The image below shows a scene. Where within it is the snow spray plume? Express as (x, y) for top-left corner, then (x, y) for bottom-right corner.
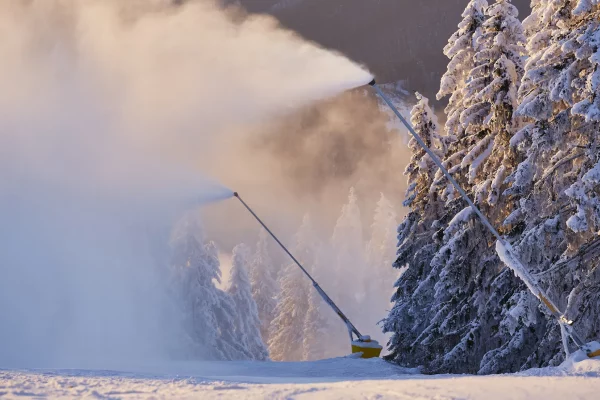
(0, 0), (370, 368)
(200, 89), (411, 251)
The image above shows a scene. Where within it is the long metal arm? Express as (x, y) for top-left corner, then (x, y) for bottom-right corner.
(233, 192), (364, 341)
(369, 80), (587, 349)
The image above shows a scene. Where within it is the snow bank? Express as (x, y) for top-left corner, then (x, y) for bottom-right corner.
(521, 343), (600, 377)
(39, 357), (418, 385)
(560, 355), (600, 376)
(3, 359), (600, 399)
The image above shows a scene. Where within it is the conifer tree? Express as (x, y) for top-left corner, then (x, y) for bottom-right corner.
(427, 0), (529, 374)
(438, 0), (488, 141)
(249, 228), (278, 344)
(268, 215), (313, 361)
(458, 0), (526, 206)
(170, 214), (249, 360)
(364, 194), (399, 332)
(331, 187), (366, 344)
(302, 245), (332, 361)
(384, 92), (450, 369)
(227, 243), (269, 361)
(405, 94), (448, 206)
(386, 1), (537, 374)
(366, 193), (400, 297)
(502, 0), (600, 365)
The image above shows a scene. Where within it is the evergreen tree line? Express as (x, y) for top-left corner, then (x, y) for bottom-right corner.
(385, 0), (600, 374)
(168, 189), (399, 362)
(261, 189), (400, 361)
(168, 214), (269, 361)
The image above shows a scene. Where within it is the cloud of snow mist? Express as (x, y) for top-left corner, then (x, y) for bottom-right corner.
(0, 0), (372, 368)
(202, 88), (411, 251)
(201, 89), (412, 356)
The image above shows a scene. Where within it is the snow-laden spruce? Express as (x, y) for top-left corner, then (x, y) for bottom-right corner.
(384, 0), (558, 374)
(427, 1), (531, 374)
(263, 194), (402, 361)
(268, 215), (313, 361)
(227, 244), (269, 361)
(459, 0), (526, 199)
(361, 193), (401, 346)
(331, 187), (366, 321)
(302, 244), (332, 361)
(170, 213), (255, 361)
(404, 93), (448, 205)
(438, 0), (488, 141)
(503, 0), (600, 366)
(268, 263), (309, 361)
(249, 228), (279, 344)
(366, 193), (401, 303)
(384, 92), (454, 371)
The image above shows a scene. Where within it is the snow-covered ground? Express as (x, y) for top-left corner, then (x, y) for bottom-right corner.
(2, 357), (599, 399)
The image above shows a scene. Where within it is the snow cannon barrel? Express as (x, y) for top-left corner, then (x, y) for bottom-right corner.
(232, 192), (382, 359)
(351, 336), (383, 359)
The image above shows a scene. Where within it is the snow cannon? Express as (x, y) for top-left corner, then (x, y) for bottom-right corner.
(368, 78), (600, 359)
(585, 342), (600, 359)
(351, 336), (383, 359)
(232, 192), (383, 359)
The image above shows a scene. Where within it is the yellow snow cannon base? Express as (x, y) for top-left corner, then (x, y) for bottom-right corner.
(585, 341), (600, 359)
(351, 338), (383, 359)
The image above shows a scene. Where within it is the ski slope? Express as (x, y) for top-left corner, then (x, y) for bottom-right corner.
(1, 357), (599, 399)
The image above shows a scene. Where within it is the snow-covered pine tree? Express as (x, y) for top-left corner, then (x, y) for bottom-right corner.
(206, 241), (254, 361)
(302, 244), (333, 361)
(499, 0), (600, 369)
(423, 0), (531, 374)
(427, 0), (531, 374)
(457, 0), (526, 205)
(561, 3), (600, 237)
(384, 92), (449, 368)
(433, 1), (487, 202)
(249, 228), (278, 344)
(169, 218), (220, 360)
(227, 243), (269, 361)
(268, 215), (313, 361)
(170, 214), (249, 360)
(387, 0), (538, 374)
(364, 193), (399, 339)
(437, 0), (488, 141)
(331, 187), (366, 335)
(405, 94), (448, 207)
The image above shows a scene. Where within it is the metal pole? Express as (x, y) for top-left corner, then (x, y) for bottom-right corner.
(368, 80), (587, 349)
(232, 192), (364, 341)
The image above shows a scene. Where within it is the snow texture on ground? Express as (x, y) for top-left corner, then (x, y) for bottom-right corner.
(1, 356), (599, 399)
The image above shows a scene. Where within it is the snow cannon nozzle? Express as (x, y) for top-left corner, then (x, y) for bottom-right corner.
(368, 78), (376, 86)
(233, 191), (239, 198)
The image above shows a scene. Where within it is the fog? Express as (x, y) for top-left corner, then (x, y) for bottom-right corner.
(0, 0), (409, 367)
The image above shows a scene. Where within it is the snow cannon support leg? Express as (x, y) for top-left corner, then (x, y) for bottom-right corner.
(351, 336), (383, 359)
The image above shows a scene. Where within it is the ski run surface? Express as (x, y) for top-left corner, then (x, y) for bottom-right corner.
(1, 356), (599, 399)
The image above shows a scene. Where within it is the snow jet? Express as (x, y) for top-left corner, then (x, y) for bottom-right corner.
(0, 0), (371, 368)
